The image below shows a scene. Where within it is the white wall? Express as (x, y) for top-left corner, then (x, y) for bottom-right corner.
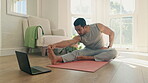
(1, 0), (25, 56)
(96, 0), (106, 24)
(0, 0), (1, 56)
(135, 0), (148, 52)
(39, 0), (71, 37)
(58, 0), (71, 37)
(27, 0), (37, 16)
(0, 0), (38, 56)
(39, 0), (58, 29)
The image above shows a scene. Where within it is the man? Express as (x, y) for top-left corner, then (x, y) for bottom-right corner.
(48, 18), (117, 65)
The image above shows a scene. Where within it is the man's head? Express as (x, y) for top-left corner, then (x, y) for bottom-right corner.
(73, 18), (87, 36)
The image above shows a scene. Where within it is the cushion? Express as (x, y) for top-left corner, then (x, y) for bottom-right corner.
(28, 16), (52, 35)
(40, 35), (71, 46)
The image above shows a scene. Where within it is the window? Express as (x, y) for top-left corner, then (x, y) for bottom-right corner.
(110, 0), (135, 15)
(7, 0), (27, 16)
(109, 0), (135, 48)
(14, 0), (27, 14)
(70, 0), (96, 35)
(70, 0), (96, 49)
(71, 0), (91, 15)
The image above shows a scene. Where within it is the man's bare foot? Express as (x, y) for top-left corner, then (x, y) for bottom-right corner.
(48, 48), (62, 65)
(77, 56), (94, 60)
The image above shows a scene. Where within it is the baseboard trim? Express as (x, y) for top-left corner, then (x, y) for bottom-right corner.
(0, 47), (26, 56)
(115, 46), (148, 53)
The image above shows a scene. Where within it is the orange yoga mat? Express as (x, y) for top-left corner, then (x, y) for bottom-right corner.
(47, 61), (108, 72)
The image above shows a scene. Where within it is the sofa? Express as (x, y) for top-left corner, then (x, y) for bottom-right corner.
(23, 16), (71, 56)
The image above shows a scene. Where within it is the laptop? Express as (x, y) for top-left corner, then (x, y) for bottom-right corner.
(15, 51), (51, 75)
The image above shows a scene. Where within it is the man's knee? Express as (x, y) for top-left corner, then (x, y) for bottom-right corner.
(71, 50), (80, 56)
(71, 49), (88, 56)
(109, 49), (118, 58)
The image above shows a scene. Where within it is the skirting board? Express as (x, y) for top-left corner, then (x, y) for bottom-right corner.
(0, 47), (26, 56)
(116, 46), (148, 53)
(134, 46), (148, 53)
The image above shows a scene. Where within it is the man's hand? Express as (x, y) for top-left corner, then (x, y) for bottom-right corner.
(48, 44), (56, 50)
(100, 47), (108, 49)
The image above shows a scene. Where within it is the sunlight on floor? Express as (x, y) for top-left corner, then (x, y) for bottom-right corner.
(115, 58), (148, 68)
(113, 51), (148, 68)
(127, 64), (137, 68)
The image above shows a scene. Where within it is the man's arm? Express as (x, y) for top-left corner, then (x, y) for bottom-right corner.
(48, 36), (81, 49)
(97, 23), (114, 48)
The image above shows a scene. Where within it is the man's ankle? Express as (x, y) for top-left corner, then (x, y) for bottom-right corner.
(57, 56), (63, 62)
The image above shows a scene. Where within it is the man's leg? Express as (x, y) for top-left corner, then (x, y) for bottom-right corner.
(48, 47), (117, 64)
(48, 47), (63, 65)
(59, 48), (114, 62)
(76, 48), (117, 61)
(61, 48), (97, 62)
(47, 47), (91, 64)
(76, 56), (94, 60)
(93, 48), (117, 61)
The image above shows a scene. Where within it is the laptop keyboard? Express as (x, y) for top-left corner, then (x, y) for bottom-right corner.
(31, 68), (41, 73)
(31, 66), (51, 74)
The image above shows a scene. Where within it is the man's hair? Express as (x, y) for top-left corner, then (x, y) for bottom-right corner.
(73, 18), (86, 27)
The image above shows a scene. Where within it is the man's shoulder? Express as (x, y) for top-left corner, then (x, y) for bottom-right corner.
(89, 23), (103, 32)
(89, 23), (102, 27)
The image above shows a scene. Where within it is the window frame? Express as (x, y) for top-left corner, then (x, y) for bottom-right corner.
(106, 0), (137, 50)
(7, 0), (28, 17)
(69, 0), (97, 36)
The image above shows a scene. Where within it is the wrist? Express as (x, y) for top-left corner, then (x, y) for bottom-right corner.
(108, 46), (111, 48)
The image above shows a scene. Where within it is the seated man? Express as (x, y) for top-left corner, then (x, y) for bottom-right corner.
(48, 18), (117, 65)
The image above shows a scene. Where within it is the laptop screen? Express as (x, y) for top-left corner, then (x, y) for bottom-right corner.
(15, 51), (32, 74)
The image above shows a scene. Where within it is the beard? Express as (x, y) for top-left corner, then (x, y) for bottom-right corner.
(79, 33), (85, 36)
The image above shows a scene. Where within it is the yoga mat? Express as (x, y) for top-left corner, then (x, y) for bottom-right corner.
(47, 61), (108, 72)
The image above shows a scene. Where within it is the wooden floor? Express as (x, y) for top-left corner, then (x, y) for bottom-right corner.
(0, 52), (148, 83)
